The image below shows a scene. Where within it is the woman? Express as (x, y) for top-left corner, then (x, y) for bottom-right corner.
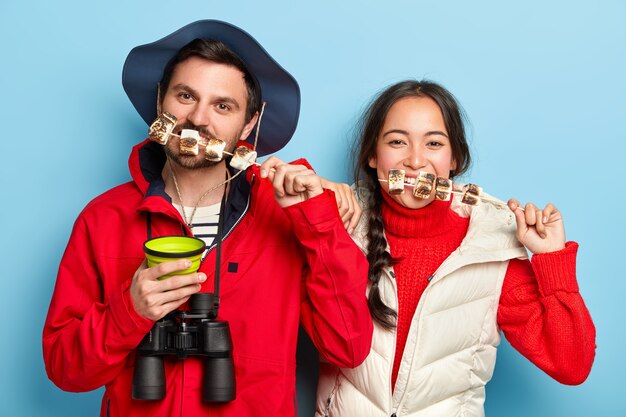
(315, 80), (595, 417)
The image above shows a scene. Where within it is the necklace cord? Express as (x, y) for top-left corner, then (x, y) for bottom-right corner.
(168, 159), (232, 227)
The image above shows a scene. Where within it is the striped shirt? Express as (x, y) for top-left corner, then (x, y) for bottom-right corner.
(172, 202), (221, 248)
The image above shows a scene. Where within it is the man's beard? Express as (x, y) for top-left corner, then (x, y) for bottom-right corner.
(164, 144), (219, 169)
(165, 123), (243, 169)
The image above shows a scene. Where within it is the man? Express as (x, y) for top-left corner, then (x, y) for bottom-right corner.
(43, 20), (373, 417)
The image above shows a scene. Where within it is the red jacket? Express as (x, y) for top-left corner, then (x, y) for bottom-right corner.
(43, 139), (373, 417)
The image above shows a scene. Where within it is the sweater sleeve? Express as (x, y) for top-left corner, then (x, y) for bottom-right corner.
(42, 215), (154, 392)
(497, 241), (596, 385)
(283, 189), (373, 369)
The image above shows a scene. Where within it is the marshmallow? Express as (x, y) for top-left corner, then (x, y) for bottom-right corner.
(205, 138), (226, 162)
(179, 129), (200, 156)
(388, 169), (406, 195)
(229, 146), (257, 170)
(413, 172), (435, 199)
(148, 112), (177, 145)
(434, 177), (452, 201)
(461, 184), (482, 206)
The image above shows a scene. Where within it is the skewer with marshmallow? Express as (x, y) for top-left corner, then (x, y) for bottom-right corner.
(381, 169), (513, 209)
(148, 113), (260, 171)
(182, 131), (258, 171)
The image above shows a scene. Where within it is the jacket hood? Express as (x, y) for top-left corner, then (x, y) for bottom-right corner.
(129, 138), (168, 197)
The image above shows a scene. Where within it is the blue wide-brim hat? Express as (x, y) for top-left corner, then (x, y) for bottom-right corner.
(122, 20), (300, 156)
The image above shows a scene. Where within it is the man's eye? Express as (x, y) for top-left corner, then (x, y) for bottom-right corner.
(217, 103), (231, 111)
(178, 92), (193, 100)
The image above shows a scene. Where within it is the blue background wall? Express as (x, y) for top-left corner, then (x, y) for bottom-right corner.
(1, 0), (624, 415)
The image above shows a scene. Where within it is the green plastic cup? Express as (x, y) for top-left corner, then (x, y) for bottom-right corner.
(143, 236), (206, 279)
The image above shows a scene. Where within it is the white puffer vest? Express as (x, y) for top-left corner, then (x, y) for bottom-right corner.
(316, 188), (528, 417)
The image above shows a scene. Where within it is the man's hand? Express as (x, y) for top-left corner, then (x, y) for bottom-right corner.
(130, 259), (207, 321)
(508, 198), (566, 254)
(320, 178), (361, 234)
(259, 156), (324, 207)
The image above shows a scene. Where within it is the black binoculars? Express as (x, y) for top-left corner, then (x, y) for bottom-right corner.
(131, 293), (235, 403)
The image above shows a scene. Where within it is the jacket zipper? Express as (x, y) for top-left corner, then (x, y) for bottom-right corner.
(201, 177), (252, 261)
(323, 370), (342, 417)
(385, 267), (399, 415)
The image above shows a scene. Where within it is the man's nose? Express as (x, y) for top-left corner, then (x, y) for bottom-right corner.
(187, 104), (211, 127)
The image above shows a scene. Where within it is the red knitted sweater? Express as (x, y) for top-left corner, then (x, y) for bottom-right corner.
(381, 192), (596, 388)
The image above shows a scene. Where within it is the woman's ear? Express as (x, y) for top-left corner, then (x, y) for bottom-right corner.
(368, 156), (377, 169)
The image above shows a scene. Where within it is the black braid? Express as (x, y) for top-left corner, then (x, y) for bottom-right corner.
(364, 178), (397, 329)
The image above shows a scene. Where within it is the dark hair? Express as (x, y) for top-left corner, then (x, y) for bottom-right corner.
(159, 38), (261, 123)
(354, 80), (471, 329)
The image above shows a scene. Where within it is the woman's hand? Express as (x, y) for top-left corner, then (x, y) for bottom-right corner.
(508, 198), (566, 254)
(320, 178), (361, 234)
